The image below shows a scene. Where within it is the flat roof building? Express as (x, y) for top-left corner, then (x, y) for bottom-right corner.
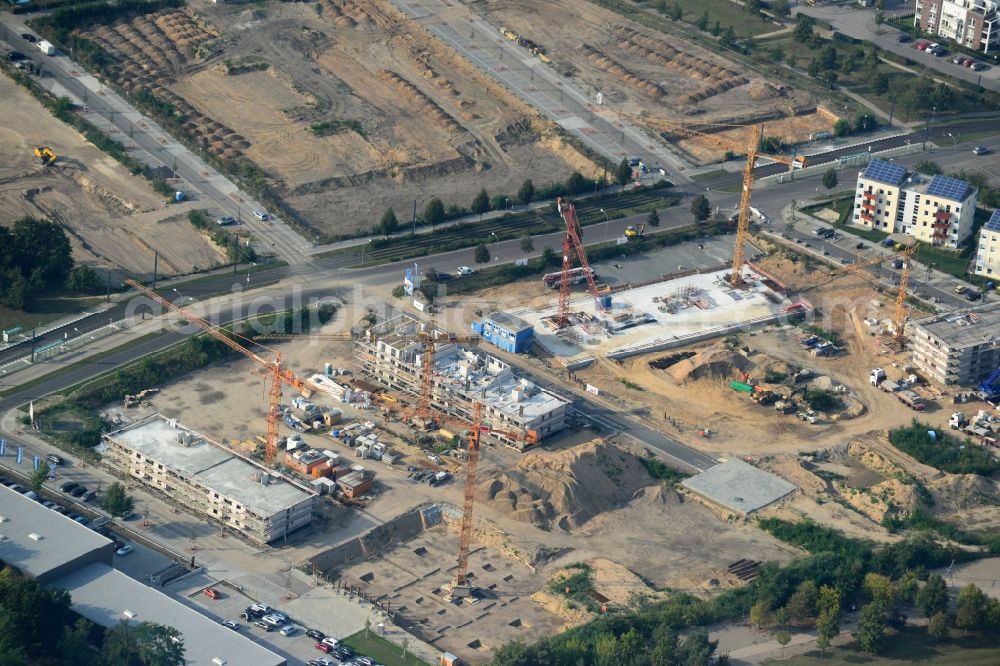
(104, 415), (316, 545)
(975, 210), (1000, 278)
(852, 160), (978, 249)
(355, 314), (569, 448)
(0, 485), (114, 583)
(472, 311), (534, 354)
(908, 302), (1000, 386)
(0, 486), (285, 666)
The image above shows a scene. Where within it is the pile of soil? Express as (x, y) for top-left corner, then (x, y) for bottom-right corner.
(839, 478), (918, 522)
(666, 345), (753, 383)
(477, 439), (656, 531)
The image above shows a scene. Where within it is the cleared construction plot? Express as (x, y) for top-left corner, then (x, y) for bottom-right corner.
(76, 1), (600, 238)
(0, 74), (222, 275)
(476, 0), (835, 164)
(682, 459), (796, 514)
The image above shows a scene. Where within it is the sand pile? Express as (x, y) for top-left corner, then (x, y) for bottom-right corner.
(666, 345), (753, 383)
(477, 439), (655, 531)
(929, 474), (1000, 511)
(840, 478), (918, 522)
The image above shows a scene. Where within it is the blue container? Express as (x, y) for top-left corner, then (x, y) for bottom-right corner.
(600, 295), (612, 308)
(175, 191), (185, 203)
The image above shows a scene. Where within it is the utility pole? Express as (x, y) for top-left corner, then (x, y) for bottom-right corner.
(30, 329), (36, 363)
(106, 270), (112, 302)
(152, 252), (158, 290)
(887, 96), (896, 127)
(411, 199), (417, 235)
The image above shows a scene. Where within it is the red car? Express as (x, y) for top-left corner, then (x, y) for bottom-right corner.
(916, 41), (929, 50)
(314, 642), (332, 654)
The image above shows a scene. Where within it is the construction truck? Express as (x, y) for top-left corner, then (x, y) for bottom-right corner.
(500, 26), (517, 41)
(34, 146), (57, 166)
(624, 224), (645, 240)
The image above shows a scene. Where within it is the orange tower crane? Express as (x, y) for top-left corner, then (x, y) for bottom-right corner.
(555, 197), (605, 328)
(124, 279), (352, 465)
(892, 244), (918, 347)
(413, 328), (481, 423)
(618, 114), (805, 287)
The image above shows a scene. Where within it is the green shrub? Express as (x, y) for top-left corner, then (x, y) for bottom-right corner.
(889, 421), (1000, 475)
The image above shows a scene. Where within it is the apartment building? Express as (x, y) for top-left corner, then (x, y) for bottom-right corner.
(354, 314), (569, 448)
(908, 301), (1000, 386)
(104, 415), (316, 545)
(974, 209), (1000, 277)
(852, 160), (978, 248)
(916, 0), (1000, 53)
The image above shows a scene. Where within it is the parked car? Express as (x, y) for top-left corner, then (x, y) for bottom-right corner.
(252, 209), (269, 221)
(355, 657), (376, 666)
(456, 266), (475, 276)
(279, 625), (298, 637)
(314, 642), (332, 654)
(72, 516), (88, 525)
(970, 61), (984, 70)
(216, 215), (236, 226)
(305, 628), (326, 641)
(221, 620), (240, 630)
(966, 290), (983, 301)
(856, 241), (866, 249)
(204, 588), (221, 600)
(320, 637), (340, 648)
(896, 33), (911, 43)
(332, 646), (353, 660)
(115, 544), (134, 556)
(42, 501), (60, 510)
(255, 621), (276, 632)
(69, 485), (88, 497)
(82, 491), (98, 502)
(21, 33), (37, 42)
(308, 659), (336, 666)
(262, 614), (285, 627)
(952, 55), (965, 64)
(973, 146), (989, 155)
(46, 454), (64, 465)
(7, 51), (27, 62)
(9, 484), (25, 493)
(60, 481), (79, 493)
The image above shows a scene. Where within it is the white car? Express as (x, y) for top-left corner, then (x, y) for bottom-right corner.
(321, 637), (340, 648)
(456, 266), (475, 276)
(249, 602), (272, 614)
(221, 620), (240, 630)
(279, 624), (298, 636)
(262, 614), (286, 627)
(252, 209), (270, 221)
(115, 544), (134, 556)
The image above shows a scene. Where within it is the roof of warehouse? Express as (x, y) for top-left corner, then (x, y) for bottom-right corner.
(0, 485), (112, 579)
(53, 563), (285, 666)
(682, 459), (796, 514)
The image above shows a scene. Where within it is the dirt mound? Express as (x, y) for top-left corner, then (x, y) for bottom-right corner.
(477, 439), (655, 531)
(747, 81), (779, 101)
(840, 478), (918, 522)
(929, 474), (1000, 511)
(376, 69), (462, 133)
(665, 345), (753, 383)
(580, 44), (667, 99)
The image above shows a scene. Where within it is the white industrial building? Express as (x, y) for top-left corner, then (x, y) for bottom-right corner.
(104, 415), (316, 545)
(852, 160), (978, 249)
(354, 314), (569, 447)
(0, 485), (285, 666)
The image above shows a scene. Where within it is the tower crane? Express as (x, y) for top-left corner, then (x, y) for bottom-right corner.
(555, 197), (606, 327)
(412, 327), (481, 423)
(124, 279), (356, 465)
(892, 244), (918, 347)
(618, 114), (805, 287)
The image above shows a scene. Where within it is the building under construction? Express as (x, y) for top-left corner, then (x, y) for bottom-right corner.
(104, 415), (316, 545)
(354, 314), (570, 447)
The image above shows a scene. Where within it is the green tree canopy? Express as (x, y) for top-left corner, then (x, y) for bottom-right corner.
(615, 158), (633, 186)
(691, 195), (711, 222)
(379, 208), (399, 235)
(916, 574), (949, 618)
(101, 481), (135, 518)
(471, 188), (490, 217)
(29, 461), (50, 494)
(646, 209), (660, 227)
(822, 168), (839, 190)
(422, 198), (445, 229)
(516, 179), (535, 207)
(520, 234), (534, 254)
(474, 243), (491, 264)
(793, 15), (815, 43)
(857, 602), (887, 654)
(0, 217), (75, 309)
(101, 621), (185, 666)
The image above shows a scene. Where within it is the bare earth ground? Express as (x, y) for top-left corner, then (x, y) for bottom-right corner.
(478, 0), (834, 163)
(81, 1), (601, 238)
(0, 75), (222, 275)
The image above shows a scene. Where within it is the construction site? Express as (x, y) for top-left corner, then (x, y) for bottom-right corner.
(0, 74), (222, 275)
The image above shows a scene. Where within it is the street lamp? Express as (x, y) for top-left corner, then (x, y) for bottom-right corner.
(491, 232), (499, 263)
(947, 132), (958, 165)
(246, 262), (256, 285)
(361, 239), (372, 265)
(600, 208), (610, 242)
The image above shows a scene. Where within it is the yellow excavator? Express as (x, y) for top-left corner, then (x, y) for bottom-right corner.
(34, 146), (57, 166)
(624, 223), (645, 240)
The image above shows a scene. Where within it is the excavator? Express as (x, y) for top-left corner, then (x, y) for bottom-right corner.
(33, 146), (57, 166)
(624, 223), (645, 240)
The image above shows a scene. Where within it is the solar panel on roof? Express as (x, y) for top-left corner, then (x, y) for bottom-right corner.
(862, 159), (906, 186)
(986, 210), (1000, 233)
(926, 175), (972, 202)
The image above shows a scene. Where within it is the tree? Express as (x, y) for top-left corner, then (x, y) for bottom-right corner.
(928, 611), (950, 640)
(29, 460), (49, 494)
(615, 158), (633, 185)
(822, 168), (839, 190)
(102, 621), (184, 666)
(696, 10), (709, 31)
(711, 21), (721, 36)
(647, 209), (660, 227)
(874, 11), (885, 34)
(565, 171), (588, 195)
(471, 188), (490, 219)
(807, 58), (823, 79)
(840, 54), (856, 75)
(915, 160), (943, 176)
(101, 481), (135, 518)
(871, 71), (889, 97)
(422, 198), (445, 229)
(793, 15), (815, 44)
(379, 208), (399, 235)
(823, 70), (839, 89)
(955, 584), (990, 632)
(519, 234), (534, 255)
(916, 575), (950, 618)
(65, 266), (103, 294)
(0, 567), (74, 658)
(516, 179), (535, 207)
(720, 25), (737, 49)
(691, 195), (711, 222)
(490, 194), (509, 211)
(775, 630), (791, 656)
(815, 585), (841, 654)
(474, 243), (491, 264)
(786, 580), (819, 623)
(58, 618), (100, 666)
(670, 3), (683, 21)
(772, 0), (789, 17)
(857, 603), (887, 654)
(896, 571), (919, 604)
(749, 600), (770, 631)
(819, 45), (838, 72)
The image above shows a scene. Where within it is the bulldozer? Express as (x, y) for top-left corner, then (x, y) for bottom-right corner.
(624, 224), (644, 240)
(33, 146), (57, 167)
